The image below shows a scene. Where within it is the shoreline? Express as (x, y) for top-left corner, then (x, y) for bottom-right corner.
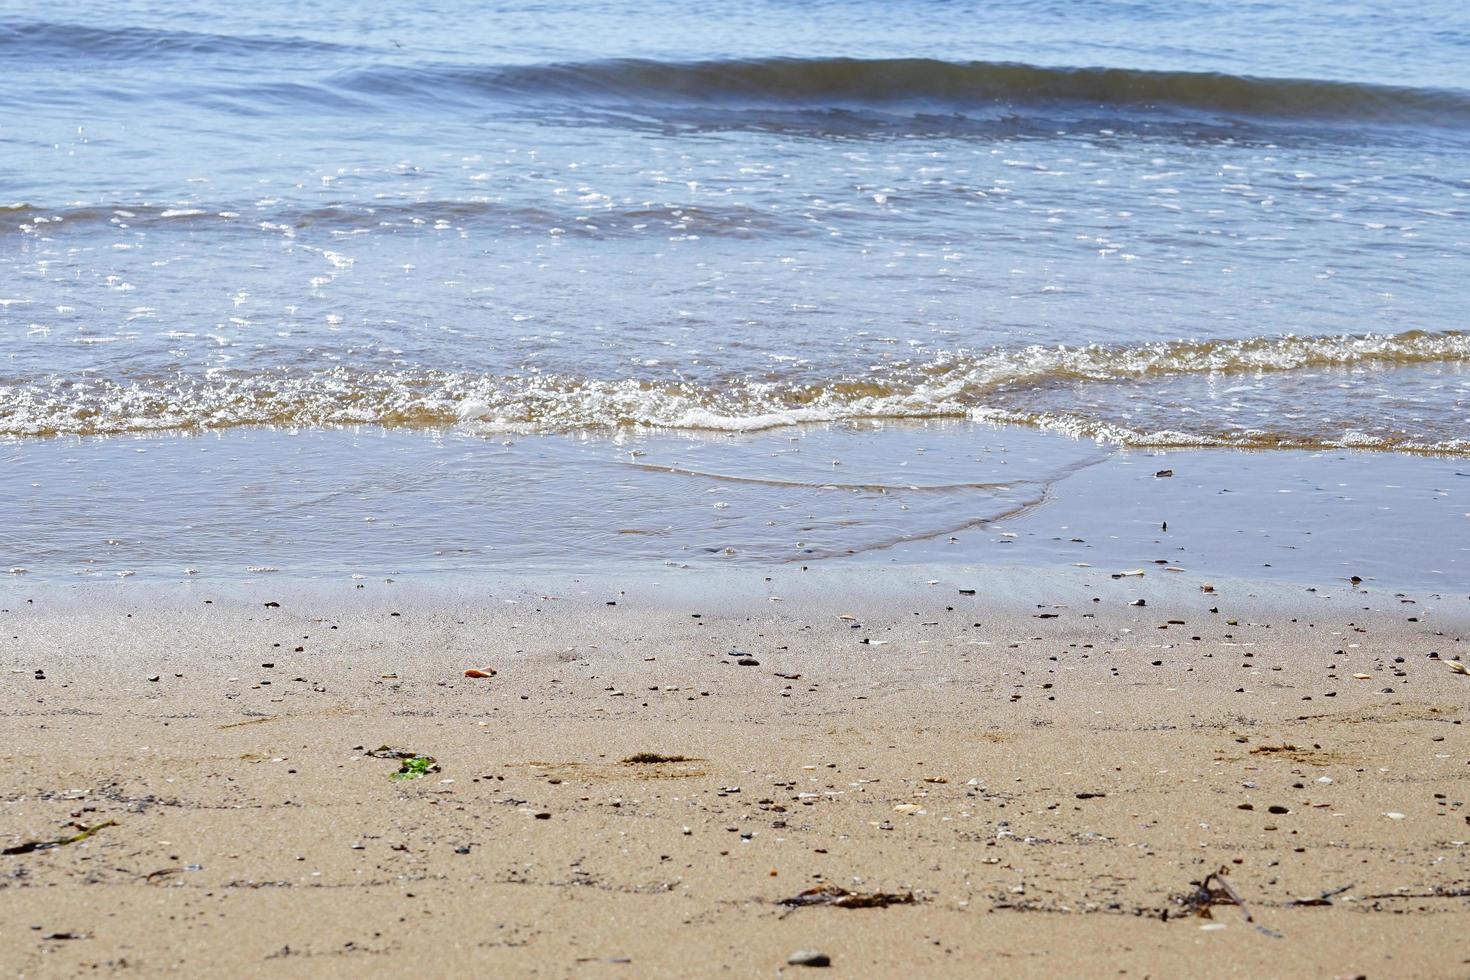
(3, 421), (1467, 593)
(4, 572), (1467, 975)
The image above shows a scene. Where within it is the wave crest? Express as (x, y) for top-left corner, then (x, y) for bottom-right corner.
(333, 57), (1470, 127)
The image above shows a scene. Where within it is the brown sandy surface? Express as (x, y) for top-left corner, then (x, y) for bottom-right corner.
(2, 570), (1468, 977)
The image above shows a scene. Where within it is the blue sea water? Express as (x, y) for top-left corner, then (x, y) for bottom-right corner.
(1, 0), (1467, 583)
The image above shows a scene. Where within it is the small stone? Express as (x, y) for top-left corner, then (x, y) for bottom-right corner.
(148, 675), (160, 683)
(736, 657), (760, 666)
(464, 668), (496, 678)
(1267, 805), (1290, 814)
(787, 950), (831, 967)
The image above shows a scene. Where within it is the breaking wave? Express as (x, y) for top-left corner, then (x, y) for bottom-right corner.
(2, 330), (1466, 454)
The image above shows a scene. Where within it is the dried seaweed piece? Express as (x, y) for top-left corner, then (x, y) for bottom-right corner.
(3, 819), (117, 856)
(779, 884), (917, 909)
(1178, 868), (1249, 920)
(1175, 867), (1281, 938)
(364, 745), (420, 760)
(621, 753), (692, 764)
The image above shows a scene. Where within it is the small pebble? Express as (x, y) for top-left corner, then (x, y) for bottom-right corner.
(787, 950), (831, 967)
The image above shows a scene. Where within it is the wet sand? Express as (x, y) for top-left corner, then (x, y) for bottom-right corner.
(2, 570), (1468, 977)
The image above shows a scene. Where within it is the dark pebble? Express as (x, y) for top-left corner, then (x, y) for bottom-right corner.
(787, 950), (831, 968)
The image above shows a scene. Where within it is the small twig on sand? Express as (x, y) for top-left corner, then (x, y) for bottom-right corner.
(1288, 883), (1354, 907)
(1361, 886), (1470, 900)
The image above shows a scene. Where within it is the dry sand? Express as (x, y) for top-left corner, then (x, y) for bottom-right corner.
(2, 569), (1468, 977)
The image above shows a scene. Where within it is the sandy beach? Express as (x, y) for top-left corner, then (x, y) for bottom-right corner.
(8, 0), (1470, 976)
(3, 570), (1466, 977)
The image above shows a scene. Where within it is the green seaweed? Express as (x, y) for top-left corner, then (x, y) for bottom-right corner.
(3, 819), (118, 856)
(391, 756), (439, 780)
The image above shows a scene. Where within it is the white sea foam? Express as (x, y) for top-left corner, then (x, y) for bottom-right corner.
(1, 330), (1466, 454)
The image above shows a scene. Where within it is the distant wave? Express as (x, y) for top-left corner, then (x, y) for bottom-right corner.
(9, 23), (1467, 131)
(0, 199), (803, 239)
(0, 19), (354, 60)
(2, 330), (1466, 454)
(330, 57), (1470, 127)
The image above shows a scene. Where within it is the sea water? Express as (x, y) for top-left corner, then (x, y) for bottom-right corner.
(2, 0), (1467, 585)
